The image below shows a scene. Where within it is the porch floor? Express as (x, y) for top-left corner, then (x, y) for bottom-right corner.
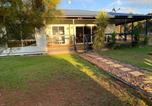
(47, 43), (87, 54)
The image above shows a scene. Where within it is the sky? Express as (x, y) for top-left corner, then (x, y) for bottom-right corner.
(58, 0), (152, 14)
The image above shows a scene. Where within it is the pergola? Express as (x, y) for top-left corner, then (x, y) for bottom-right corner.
(60, 9), (152, 46)
(103, 12), (152, 44)
(62, 10), (152, 35)
(110, 12), (152, 35)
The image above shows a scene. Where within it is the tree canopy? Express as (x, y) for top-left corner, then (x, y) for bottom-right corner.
(0, 0), (60, 47)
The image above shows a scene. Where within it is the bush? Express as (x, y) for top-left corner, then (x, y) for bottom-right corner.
(106, 32), (117, 49)
(111, 32), (116, 46)
(93, 11), (109, 51)
(132, 22), (143, 47)
(143, 35), (149, 45)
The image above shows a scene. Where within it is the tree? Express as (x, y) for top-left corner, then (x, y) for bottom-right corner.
(93, 11), (109, 51)
(0, 0), (60, 47)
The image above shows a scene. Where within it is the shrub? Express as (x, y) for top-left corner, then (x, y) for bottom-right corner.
(143, 35), (149, 45)
(132, 22), (143, 46)
(93, 11), (109, 51)
(111, 32), (116, 46)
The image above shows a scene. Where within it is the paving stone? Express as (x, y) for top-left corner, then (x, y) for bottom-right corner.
(146, 76), (152, 80)
(129, 71), (144, 77)
(143, 86), (152, 93)
(101, 59), (108, 62)
(112, 64), (123, 68)
(87, 54), (98, 58)
(96, 58), (103, 60)
(105, 61), (115, 65)
(143, 81), (152, 85)
(119, 67), (132, 72)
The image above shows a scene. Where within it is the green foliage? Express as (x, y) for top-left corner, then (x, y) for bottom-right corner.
(132, 22), (144, 46)
(106, 32), (116, 49)
(0, 0), (60, 47)
(110, 31), (116, 47)
(143, 35), (149, 45)
(93, 11), (109, 51)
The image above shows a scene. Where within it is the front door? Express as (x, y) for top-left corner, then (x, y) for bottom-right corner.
(76, 27), (84, 44)
(76, 26), (93, 44)
(84, 26), (92, 43)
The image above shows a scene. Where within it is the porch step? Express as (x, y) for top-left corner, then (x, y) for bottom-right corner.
(75, 44), (84, 50)
(47, 45), (74, 54)
(48, 47), (74, 51)
(75, 44), (92, 52)
(47, 44), (73, 48)
(48, 50), (74, 54)
(47, 44), (91, 54)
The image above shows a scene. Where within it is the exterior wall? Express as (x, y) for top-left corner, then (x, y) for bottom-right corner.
(0, 18), (116, 56)
(46, 19), (96, 36)
(0, 29), (48, 56)
(46, 19), (97, 46)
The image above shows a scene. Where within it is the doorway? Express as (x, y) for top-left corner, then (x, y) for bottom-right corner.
(76, 27), (84, 43)
(76, 26), (93, 44)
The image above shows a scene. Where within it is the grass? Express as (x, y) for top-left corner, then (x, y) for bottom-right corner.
(0, 54), (150, 105)
(99, 46), (152, 72)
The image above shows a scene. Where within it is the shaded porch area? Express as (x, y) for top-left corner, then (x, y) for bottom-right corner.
(105, 14), (152, 47)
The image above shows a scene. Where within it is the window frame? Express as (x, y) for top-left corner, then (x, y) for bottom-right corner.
(52, 26), (65, 36)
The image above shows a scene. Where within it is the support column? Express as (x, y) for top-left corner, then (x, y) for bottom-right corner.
(144, 19), (149, 45)
(73, 19), (77, 51)
(124, 19), (127, 41)
(145, 19), (148, 36)
(120, 25), (122, 33)
(131, 21), (134, 45)
(119, 25), (122, 41)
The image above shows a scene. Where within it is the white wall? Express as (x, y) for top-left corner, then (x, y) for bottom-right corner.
(0, 28), (48, 56)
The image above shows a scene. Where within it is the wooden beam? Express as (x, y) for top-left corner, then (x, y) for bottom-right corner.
(145, 19), (148, 35)
(131, 22), (134, 44)
(124, 19), (127, 41)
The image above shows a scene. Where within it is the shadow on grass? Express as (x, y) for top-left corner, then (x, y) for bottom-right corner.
(54, 54), (149, 106)
(0, 54), (150, 106)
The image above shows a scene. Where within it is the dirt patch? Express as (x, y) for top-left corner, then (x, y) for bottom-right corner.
(0, 73), (141, 106)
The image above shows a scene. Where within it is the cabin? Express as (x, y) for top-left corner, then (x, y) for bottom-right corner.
(0, 9), (152, 56)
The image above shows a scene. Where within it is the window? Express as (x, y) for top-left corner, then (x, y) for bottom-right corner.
(52, 26), (65, 44)
(52, 26), (64, 35)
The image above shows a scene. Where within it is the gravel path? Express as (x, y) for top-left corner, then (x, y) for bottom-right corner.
(80, 53), (152, 99)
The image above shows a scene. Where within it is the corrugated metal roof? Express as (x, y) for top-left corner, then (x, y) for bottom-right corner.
(61, 9), (150, 18)
(62, 9), (98, 17)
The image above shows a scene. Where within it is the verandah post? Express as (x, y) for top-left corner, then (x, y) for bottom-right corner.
(145, 19), (148, 36)
(73, 19), (77, 51)
(124, 19), (127, 41)
(131, 21), (134, 46)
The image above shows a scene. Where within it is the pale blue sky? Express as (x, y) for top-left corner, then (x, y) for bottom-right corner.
(58, 0), (152, 14)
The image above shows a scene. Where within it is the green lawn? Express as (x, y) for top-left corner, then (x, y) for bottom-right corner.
(99, 46), (152, 72)
(0, 54), (149, 105)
